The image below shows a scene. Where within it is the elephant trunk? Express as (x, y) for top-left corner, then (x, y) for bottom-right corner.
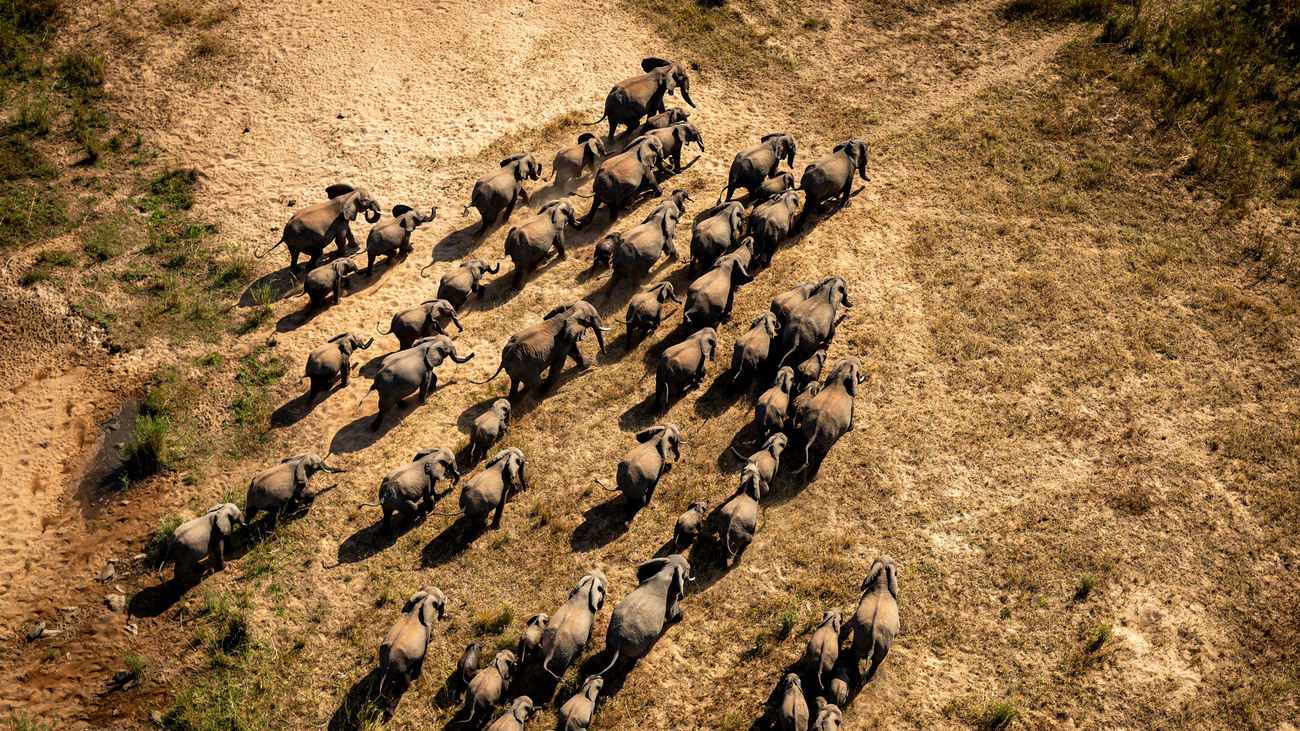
(362, 337), (375, 349)
(322, 465), (345, 474)
(487, 262), (501, 274)
(858, 148), (869, 181)
(593, 325), (607, 354)
(841, 290), (854, 308)
(364, 208), (381, 224)
(451, 350), (475, 364)
(680, 83), (695, 108)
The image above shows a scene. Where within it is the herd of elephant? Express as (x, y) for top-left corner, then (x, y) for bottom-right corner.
(157, 56), (893, 729)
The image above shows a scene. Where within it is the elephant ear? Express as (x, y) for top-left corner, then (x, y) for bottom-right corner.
(293, 461), (308, 490)
(832, 140), (849, 153)
(634, 557), (671, 584)
(862, 560), (884, 595)
(340, 192), (360, 221)
(413, 447), (438, 462)
(327, 332), (350, 343)
(634, 425), (664, 443)
(499, 152), (527, 167)
(325, 183), (355, 199)
(561, 317), (587, 344)
(844, 365), (859, 397)
(213, 507), (236, 536)
(418, 596), (438, 626)
(391, 204), (413, 218)
(403, 590), (429, 613)
(400, 213), (420, 232)
(485, 449), (511, 468)
(577, 132), (597, 144)
(641, 57), (671, 72)
(494, 653), (512, 678)
(670, 563), (686, 602)
(423, 346), (446, 369)
(886, 563), (899, 598)
(586, 576), (605, 613)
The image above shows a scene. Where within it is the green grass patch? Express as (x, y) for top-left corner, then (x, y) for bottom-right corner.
(472, 602), (516, 636)
(120, 413), (175, 480)
(226, 351), (285, 456)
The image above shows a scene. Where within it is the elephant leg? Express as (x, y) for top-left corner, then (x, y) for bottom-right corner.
(509, 378), (521, 399)
(244, 505), (259, 525)
(307, 250), (323, 271)
(419, 372), (436, 403)
(866, 642), (889, 680)
(568, 344), (587, 369)
(333, 280), (343, 305)
(382, 507), (393, 532)
(339, 365), (350, 388)
(608, 118), (618, 142)
(504, 194), (519, 221)
(512, 266), (525, 290)
(581, 199), (601, 227)
(213, 538), (227, 571)
(554, 232), (567, 259)
(490, 498), (506, 528)
(290, 249), (301, 272)
(366, 252), (376, 275)
(371, 397), (393, 431)
(343, 225), (359, 251)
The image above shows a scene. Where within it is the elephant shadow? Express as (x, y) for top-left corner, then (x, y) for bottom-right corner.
(682, 530), (738, 594)
(335, 515), (416, 565)
(238, 268), (301, 307)
(692, 369), (747, 420)
(127, 578), (193, 619)
(329, 409), (403, 455)
(714, 429), (757, 475)
(420, 515), (486, 569)
(455, 396), (506, 435)
(634, 320), (687, 371)
(508, 662), (563, 710)
(326, 668), (387, 731)
(569, 497), (638, 552)
(357, 351), (396, 379)
(269, 387), (336, 429)
(616, 390), (667, 431)
(427, 219), (508, 264)
(795, 184), (869, 235)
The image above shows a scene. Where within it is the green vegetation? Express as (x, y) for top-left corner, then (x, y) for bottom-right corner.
(981, 699), (1020, 730)
(123, 651), (147, 679)
(227, 350), (286, 456)
(472, 603), (516, 635)
(147, 513), (185, 565)
(5, 713), (57, 731)
(120, 413), (175, 480)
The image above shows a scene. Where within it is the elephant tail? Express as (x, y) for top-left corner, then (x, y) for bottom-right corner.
(583, 110), (609, 127)
(374, 319), (392, 335)
(253, 237), (285, 260)
(570, 191), (596, 199)
(725, 529), (738, 558)
(461, 204), (472, 217)
(774, 346), (797, 371)
(593, 478), (620, 493)
(356, 386), (377, 410)
(357, 501), (382, 509)
(596, 648), (621, 677)
(729, 445), (751, 461)
(468, 360), (505, 385)
(794, 441), (813, 475)
(541, 652), (563, 680)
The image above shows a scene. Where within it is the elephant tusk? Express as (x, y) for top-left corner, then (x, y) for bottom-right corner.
(597, 326), (611, 332)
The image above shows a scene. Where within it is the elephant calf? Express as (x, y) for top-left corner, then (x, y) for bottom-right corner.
(461, 650), (518, 725)
(599, 555), (690, 674)
(468, 398), (512, 463)
(550, 133), (606, 190)
(673, 499), (709, 551)
(433, 447), (527, 528)
(465, 153), (541, 240)
(689, 200), (745, 275)
(754, 367), (795, 439)
(718, 476), (762, 559)
(654, 327), (717, 410)
(779, 673), (809, 731)
(637, 119), (703, 173)
(245, 452), (342, 524)
(730, 433), (788, 496)
(540, 570), (607, 680)
(429, 258), (500, 309)
(302, 332), (373, 398)
(596, 423), (681, 507)
(556, 675), (603, 731)
(621, 106), (691, 147)
(729, 311), (782, 387)
(850, 555), (900, 681)
(301, 257), (358, 311)
(755, 170), (795, 204)
(829, 664), (851, 707)
(377, 587), (447, 705)
(811, 698), (844, 731)
(365, 205), (436, 274)
(516, 613), (548, 665)
(377, 299), (462, 351)
(804, 609), (842, 694)
(624, 281), (679, 345)
(796, 356), (865, 476)
(794, 349), (828, 390)
(157, 503), (244, 584)
(457, 640), (484, 685)
(358, 447), (460, 531)
(485, 696), (534, 731)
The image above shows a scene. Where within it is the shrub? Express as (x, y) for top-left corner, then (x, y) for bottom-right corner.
(120, 413), (174, 479)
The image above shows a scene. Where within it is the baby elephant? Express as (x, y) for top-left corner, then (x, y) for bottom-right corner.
(779, 673), (809, 731)
(731, 433), (788, 496)
(301, 257), (358, 311)
(829, 664), (850, 707)
(461, 650), (518, 725)
(595, 423), (681, 507)
(754, 366), (795, 439)
(302, 332), (374, 398)
(623, 281), (680, 345)
(433, 447), (528, 528)
(653, 327), (718, 410)
(377, 587), (447, 706)
(718, 476), (762, 560)
(672, 500), (710, 550)
(468, 398), (512, 463)
(804, 609), (842, 693)
(849, 555), (900, 681)
(157, 503), (244, 584)
(457, 640), (484, 686)
(516, 613), (549, 665)
(811, 698), (844, 730)
(486, 696), (534, 731)
(556, 675), (603, 731)
(365, 204), (436, 274)
(244, 452), (342, 524)
(358, 447), (461, 531)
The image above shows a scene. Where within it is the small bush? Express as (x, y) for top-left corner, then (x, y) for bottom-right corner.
(982, 699), (1020, 729)
(999, 0), (1115, 21)
(156, 0), (198, 25)
(59, 51), (103, 91)
(1074, 574), (1098, 602)
(11, 96), (52, 136)
(194, 31), (227, 56)
(119, 413), (174, 480)
(7, 712), (56, 731)
(34, 248), (73, 265)
(147, 513), (185, 564)
(472, 603), (515, 635)
(122, 651), (147, 679)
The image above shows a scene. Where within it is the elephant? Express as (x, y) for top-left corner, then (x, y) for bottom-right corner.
(804, 609), (842, 693)
(376, 299), (463, 351)
(688, 201), (745, 275)
(539, 570), (608, 680)
(357, 447), (461, 531)
(595, 423), (681, 507)
(682, 250), (751, 330)
(829, 664), (850, 707)
(849, 555), (899, 681)
(729, 311), (781, 387)
(464, 153), (542, 240)
(256, 183), (381, 272)
(811, 698), (844, 731)
(718, 473), (762, 559)
(301, 257), (358, 311)
(360, 335), (474, 431)
(457, 640), (484, 685)
(157, 503), (244, 584)
(461, 649), (518, 725)
(797, 139), (870, 231)
(591, 234), (617, 272)
(720, 236), (756, 272)
(653, 327), (717, 410)
(623, 281), (680, 345)
(719, 133), (797, 203)
(779, 673), (809, 731)
(600, 189), (688, 295)
(472, 300), (608, 399)
(377, 587), (447, 703)
(556, 675), (603, 731)
(301, 332), (374, 399)
(796, 356), (866, 475)
(754, 367), (795, 439)
(620, 106), (691, 147)
(244, 452), (342, 524)
(468, 398), (512, 463)
(771, 281), (816, 328)
(777, 275), (853, 367)
(504, 198), (581, 290)
(485, 696), (535, 731)
(516, 613), (549, 665)
(580, 136), (666, 226)
(597, 555), (691, 674)
(729, 433), (788, 495)
(637, 120), (703, 173)
(587, 57), (695, 141)
(672, 499), (710, 551)
(549, 133), (606, 190)
(432, 447), (528, 528)
(365, 205), (437, 274)
(791, 382), (822, 429)
(754, 170), (795, 204)
(794, 349), (828, 390)
(747, 189), (800, 266)
(429, 258), (500, 309)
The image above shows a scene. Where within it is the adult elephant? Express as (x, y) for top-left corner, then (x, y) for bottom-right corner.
(364, 205), (437, 274)
(748, 190), (800, 266)
(598, 555), (691, 674)
(797, 139), (870, 231)
(595, 423), (681, 507)
(245, 452), (343, 524)
(358, 447), (461, 531)
(795, 356), (866, 476)
(777, 275), (852, 367)
(360, 336), (474, 431)
(503, 198), (581, 290)
(157, 503), (245, 584)
(257, 183), (381, 272)
(688, 201), (745, 275)
(681, 251), (751, 330)
(431, 447), (528, 528)
(464, 153), (542, 241)
(539, 570), (608, 680)
(376, 299), (463, 351)
(601, 190), (689, 296)
(580, 136), (666, 226)
(719, 133), (796, 203)
(302, 332), (374, 398)
(377, 587), (447, 706)
(587, 58), (695, 141)
(471, 301), (608, 399)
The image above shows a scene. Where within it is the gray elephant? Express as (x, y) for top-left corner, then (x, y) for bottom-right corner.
(301, 257), (358, 311)
(804, 609), (842, 693)
(301, 332), (374, 398)
(504, 198), (581, 290)
(720, 133), (797, 203)
(730, 433), (788, 496)
(587, 57), (695, 141)
(458, 640), (484, 685)
(829, 664), (850, 707)
(244, 452), (342, 524)
(360, 335), (474, 431)
(672, 499), (710, 551)
(516, 613), (549, 665)
(556, 675), (603, 731)
(621, 106), (691, 147)
(849, 555), (900, 680)
(550, 133), (607, 190)
(682, 250), (751, 330)
(796, 356), (865, 475)
(432, 447), (528, 528)
(465, 153), (542, 240)
(777, 275), (853, 368)
(654, 327), (717, 409)
(729, 311), (781, 386)
(376, 299), (463, 351)
(595, 423), (681, 506)
(365, 205), (436, 274)
(597, 555), (691, 674)
(797, 139), (870, 231)
(601, 189), (689, 295)
(688, 201), (745, 275)
(377, 586), (447, 704)
(580, 136), (666, 226)
(428, 258), (500, 309)
(779, 673), (809, 731)
(754, 170), (796, 204)
(157, 503), (244, 584)
(718, 475), (762, 559)
(623, 281), (680, 345)
(358, 447), (461, 531)
(771, 280), (816, 328)
(468, 398), (512, 463)
(748, 189), (800, 266)
(637, 120), (703, 173)
(485, 696), (534, 731)
(540, 570), (608, 680)
(461, 649), (518, 725)
(754, 366), (795, 439)
(591, 233), (617, 272)
(256, 183), (381, 272)
(472, 301), (608, 399)
(791, 382), (822, 428)
(794, 349), (828, 390)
